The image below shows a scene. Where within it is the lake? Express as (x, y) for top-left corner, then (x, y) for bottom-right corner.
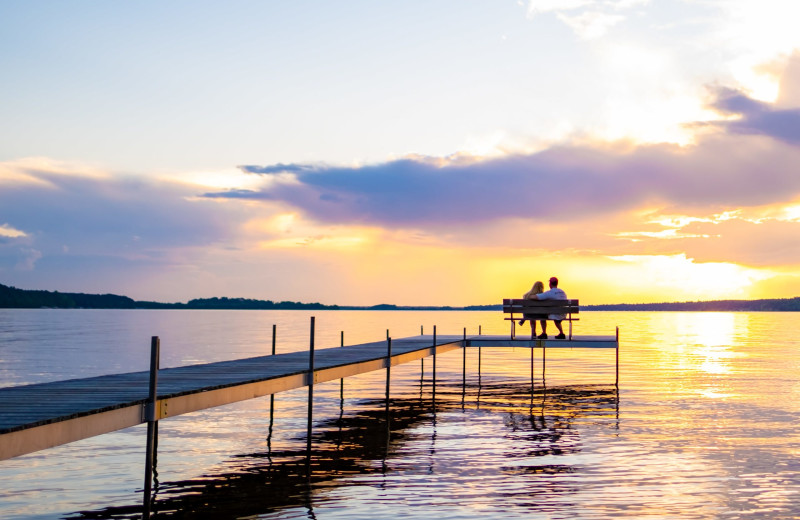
(1, 309), (799, 519)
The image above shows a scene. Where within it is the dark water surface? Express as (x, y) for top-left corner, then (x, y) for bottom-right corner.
(0, 310), (798, 519)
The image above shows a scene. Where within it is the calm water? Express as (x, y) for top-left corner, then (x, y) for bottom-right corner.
(0, 309), (799, 519)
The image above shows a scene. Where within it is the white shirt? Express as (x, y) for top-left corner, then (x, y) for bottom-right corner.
(536, 287), (567, 320)
(536, 287), (567, 301)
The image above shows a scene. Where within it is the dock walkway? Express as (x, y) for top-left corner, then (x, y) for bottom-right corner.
(0, 333), (617, 460)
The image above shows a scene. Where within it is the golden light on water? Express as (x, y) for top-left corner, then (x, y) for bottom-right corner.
(684, 313), (737, 349)
(649, 313), (745, 400)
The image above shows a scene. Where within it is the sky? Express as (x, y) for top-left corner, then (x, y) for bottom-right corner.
(2, 0), (800, 306)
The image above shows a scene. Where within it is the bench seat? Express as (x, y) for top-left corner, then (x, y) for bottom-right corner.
(502, 298), (580, 339)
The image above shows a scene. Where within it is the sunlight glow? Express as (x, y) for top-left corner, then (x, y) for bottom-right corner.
(595, 44), (713, 145)
(735, 65), (781, 103)
(615, 229), (711, 240)
(608, 254), (771, 298)
(720, 1), (800, 101)
(274, 213), (297, 234)
(713, 210), (742, 222)
(259, 235), (368, 250)
(649, 215), (713, 228)
(166, 168), (268, 191)
(245, 215), (379, 252)
(0, 158), (109, 188)
(685, 313), (737, 349)
(779, 204), (800, 222)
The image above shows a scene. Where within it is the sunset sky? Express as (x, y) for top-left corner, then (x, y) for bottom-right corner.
(2, 1), (800, 306)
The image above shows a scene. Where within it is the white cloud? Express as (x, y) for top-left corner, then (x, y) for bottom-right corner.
(557, 11), (625, 40)
(609, 0), (649, 9)
(527, 0), (593, 17)
(526, 0), (647, 37)
(0, 157), (110, 188)
(0, 224), (27, 239)
(615, 229), (712, 240)
(159, 167), (268, 191)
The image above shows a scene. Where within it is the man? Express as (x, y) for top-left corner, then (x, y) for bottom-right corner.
(529, 276), (567, 339)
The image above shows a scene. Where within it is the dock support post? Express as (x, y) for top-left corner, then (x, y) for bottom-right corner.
(531, 343), (535, 394)
(267, 396), (275, 464)
(306, 317), (315, 463)
(340, 331), (345, 402)
(543, 340), (547, 384)
(384, 337), (393, 470)
(615, 326), (619, 387)
(143, 336), (160, 519)
(462, 328), (466, 390)
(420, 326), (424, 373)
(461, 328), (467, 406)
(385, 337), (392, 412)
(432, 325), (437, 405)
(268, 324), (276, 459)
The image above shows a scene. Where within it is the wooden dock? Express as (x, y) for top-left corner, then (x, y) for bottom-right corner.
(0, 333), (618, 461)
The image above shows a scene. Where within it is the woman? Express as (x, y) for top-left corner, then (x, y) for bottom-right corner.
(519, 281), (546, 337)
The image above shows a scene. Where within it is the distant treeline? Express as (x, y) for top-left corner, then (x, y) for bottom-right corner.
(0, 283), (501, 311)
(0, 284), (337, 310)
(584, 298), (800, 312)
(338, 304), (500, 311)
(0, 283), (139, 309)
(2, 283), (800, 311)
(143, 297), (338, 310)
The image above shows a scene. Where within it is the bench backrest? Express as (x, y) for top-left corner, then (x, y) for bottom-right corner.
(502, 299), (580, 314)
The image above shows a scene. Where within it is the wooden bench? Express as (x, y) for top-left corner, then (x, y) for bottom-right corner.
(502, 298), (580, 340)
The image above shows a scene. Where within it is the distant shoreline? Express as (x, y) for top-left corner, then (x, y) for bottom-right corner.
(2, 283), (800, 311)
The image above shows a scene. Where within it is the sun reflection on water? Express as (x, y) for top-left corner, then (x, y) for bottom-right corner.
(656, 312), (749, 381)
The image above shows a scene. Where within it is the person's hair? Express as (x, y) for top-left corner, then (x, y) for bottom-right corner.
(549, 276), (558, 287)
(524, 281), (545, 299)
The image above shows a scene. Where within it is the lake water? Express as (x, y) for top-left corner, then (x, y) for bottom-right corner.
(1, 309), (799, 519)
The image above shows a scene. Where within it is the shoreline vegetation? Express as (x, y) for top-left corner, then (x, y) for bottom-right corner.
(2, 283), (800, 311)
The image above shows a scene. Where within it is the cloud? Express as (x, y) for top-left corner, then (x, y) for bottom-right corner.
(557, 11), (626, 40)
(219, 123), (800, 229)
(527, 0), (594, 16)
(709, 86), (800, 144)
(616, 211), (800, 268)
(0, 159), (244, 277)
(15, 249), (41, 271)
(526, 0), (647, 38)
(197, 82), (800, 281)
(203, 188), (271, 200)
(240, 163), (318, 175)
(527, 0), (645, 16)
(0, 224), (28, 239)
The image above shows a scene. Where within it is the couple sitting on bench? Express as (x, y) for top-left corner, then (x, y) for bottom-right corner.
(520, 276), (568, 339)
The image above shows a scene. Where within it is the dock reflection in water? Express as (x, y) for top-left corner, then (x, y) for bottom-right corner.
(67, 380), (619, 519)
